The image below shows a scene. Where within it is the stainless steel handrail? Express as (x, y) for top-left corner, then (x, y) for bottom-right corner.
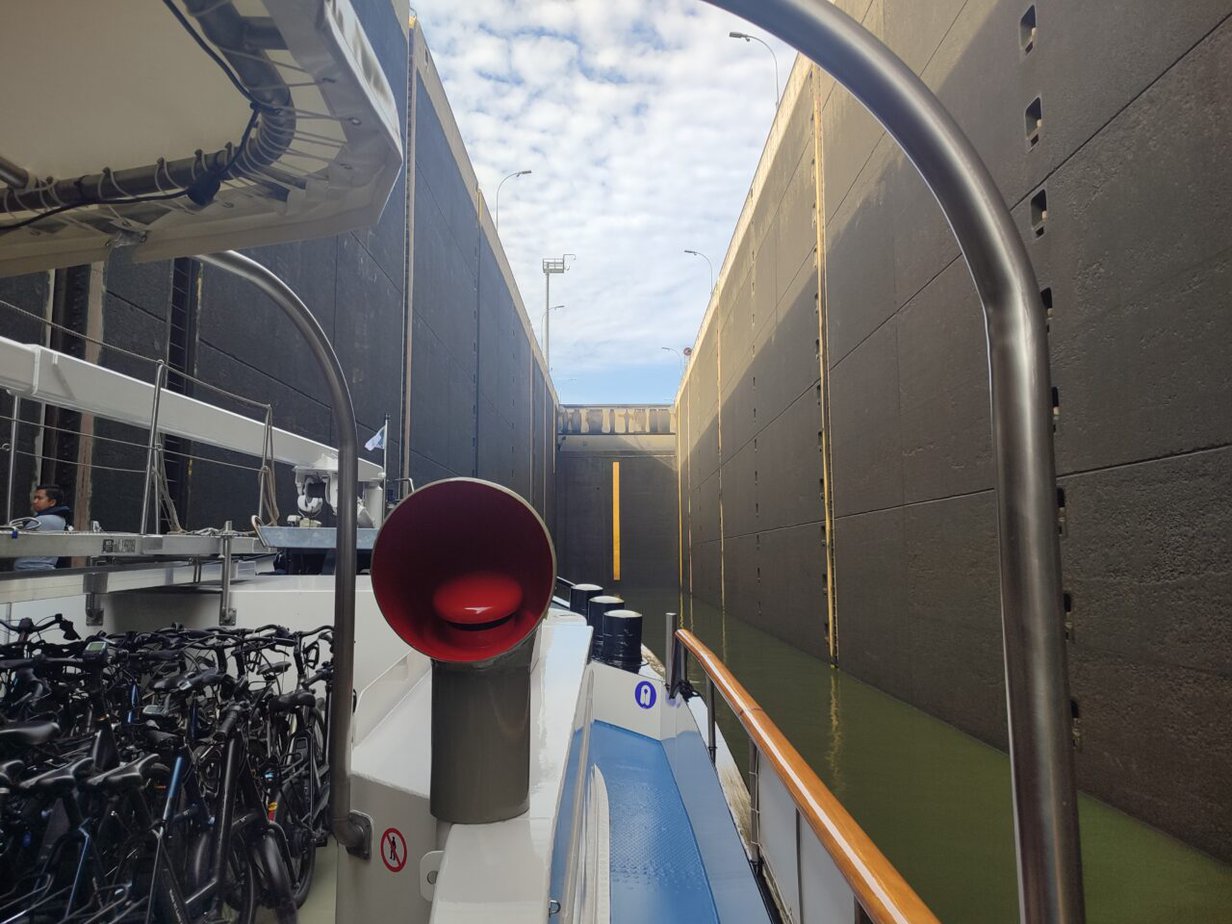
(704, 2), (1081, 921)
(197, 250), (370, 857)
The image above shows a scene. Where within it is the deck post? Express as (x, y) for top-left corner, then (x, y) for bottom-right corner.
(139, 362), (166, 535)
(705, 2), (1084, 921)
(5, 396), (19, 523)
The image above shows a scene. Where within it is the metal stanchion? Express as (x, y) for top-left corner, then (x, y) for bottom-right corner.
(4, 396), (19, 523)
(140, 362), (167, 535)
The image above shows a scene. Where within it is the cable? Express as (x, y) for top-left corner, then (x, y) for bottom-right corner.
(160, 0), (276, 113)
(0, 190), (188, 234)
(0, 106), (261, 234)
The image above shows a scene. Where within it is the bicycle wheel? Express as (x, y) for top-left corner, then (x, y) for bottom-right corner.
(274, 727), (317, 907)
(217, 833), (257, 924)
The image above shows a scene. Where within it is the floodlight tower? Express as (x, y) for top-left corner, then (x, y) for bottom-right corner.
(542, 255), (573, 372)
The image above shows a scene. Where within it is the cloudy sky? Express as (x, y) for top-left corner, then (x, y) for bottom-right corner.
(411, 1), (795, 405)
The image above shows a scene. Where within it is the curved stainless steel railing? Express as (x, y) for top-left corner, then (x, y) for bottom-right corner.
(704, 2), (1082, 921)
(198, 250), (370, 858)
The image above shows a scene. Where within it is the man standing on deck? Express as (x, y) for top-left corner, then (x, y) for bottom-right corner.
(13, 485), (72, 571)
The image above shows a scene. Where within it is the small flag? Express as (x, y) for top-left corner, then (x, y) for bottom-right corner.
(364, 423), (387, 452)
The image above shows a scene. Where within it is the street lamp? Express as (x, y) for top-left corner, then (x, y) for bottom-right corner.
(729, 31), (780, 105)
(495, 169), (531, 231)
(661, 346), (686, 374)
(544, 304), (566, 370)
(683, 249), (714, 293)
(542, 255), (574, 371)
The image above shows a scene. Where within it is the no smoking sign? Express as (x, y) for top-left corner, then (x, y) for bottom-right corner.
(381, 827), (407, 873)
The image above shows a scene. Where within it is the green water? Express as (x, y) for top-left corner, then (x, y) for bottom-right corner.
(627, 586), (1232, 924)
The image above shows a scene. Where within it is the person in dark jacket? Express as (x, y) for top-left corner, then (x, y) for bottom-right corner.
(13, 484), (72, 571)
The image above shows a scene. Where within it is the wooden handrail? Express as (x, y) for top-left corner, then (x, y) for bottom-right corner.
(675, 629), (940, 924)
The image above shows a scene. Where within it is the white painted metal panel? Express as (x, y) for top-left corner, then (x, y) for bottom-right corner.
(758, 762), (802, 922)
(800, 816), (856, 923)
(585, 662), (663, 739)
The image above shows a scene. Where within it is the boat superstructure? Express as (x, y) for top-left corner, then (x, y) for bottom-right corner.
(0, 1), (1090, 922)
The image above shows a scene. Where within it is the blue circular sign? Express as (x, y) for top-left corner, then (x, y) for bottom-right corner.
(634, 680), (657, 710)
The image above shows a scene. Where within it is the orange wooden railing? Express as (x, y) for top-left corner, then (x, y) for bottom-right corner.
(674, 629), (940, 924)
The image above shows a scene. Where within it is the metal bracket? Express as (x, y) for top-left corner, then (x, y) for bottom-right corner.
(85, 595), (104, 627)
(345, 811), (372, 859)
(84, 570), (108, 627)
(419, 849), (443, 902)
(219, 522), (236, 626)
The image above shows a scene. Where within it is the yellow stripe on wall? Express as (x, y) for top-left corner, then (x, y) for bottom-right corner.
(612, 460), (621, 582)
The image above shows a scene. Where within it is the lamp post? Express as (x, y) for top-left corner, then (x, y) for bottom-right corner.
(542, 255), (573, 372)
(544, 305), (565, 371)
(683, 249), (714, 294)
(495, 169), (531, 231)
(661, 346), (686, 374)
(729, 31), (780, 105)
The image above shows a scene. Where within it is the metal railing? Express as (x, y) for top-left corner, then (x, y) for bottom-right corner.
(690, 3), (1083, 920)
(669, 628), (939, 924)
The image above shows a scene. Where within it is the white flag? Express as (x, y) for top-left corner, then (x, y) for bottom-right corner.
(364, 423), (387, 452)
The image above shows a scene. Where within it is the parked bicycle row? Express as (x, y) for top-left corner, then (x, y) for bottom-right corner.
(0, 614), (334, 923)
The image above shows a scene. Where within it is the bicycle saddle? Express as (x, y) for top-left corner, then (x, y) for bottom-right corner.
(20, 756), (93, 795)
(150, 670), (191, 693)
(87, 753), (167, 792)
(0, 759), (25, 786)
(0, 720), (60, 748)
(182, 668), (225, 693)
(272, 690), (316, 712)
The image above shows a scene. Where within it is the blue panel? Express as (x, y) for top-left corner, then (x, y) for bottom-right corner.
(590, 722), (719, 924)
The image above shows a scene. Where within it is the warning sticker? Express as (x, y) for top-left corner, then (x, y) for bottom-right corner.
(381, 827), (407, 873)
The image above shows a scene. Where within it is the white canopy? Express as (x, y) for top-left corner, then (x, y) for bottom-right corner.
(0, 0), (404, 276)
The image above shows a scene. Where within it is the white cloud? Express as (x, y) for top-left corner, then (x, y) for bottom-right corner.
(412, 0), (795, 404)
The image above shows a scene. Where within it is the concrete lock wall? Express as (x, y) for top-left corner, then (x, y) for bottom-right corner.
(1, 12), (556, 543)
(555, 406), (678, 592)
(678, 1), (1232, 861)
(406, 25), (557, 527)
(677, 60), (832, 662)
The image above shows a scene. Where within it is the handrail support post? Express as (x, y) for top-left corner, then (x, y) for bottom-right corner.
(706, 677), (717, 764)
(667, 615), (686, 700)
(748, 739), (762, 870)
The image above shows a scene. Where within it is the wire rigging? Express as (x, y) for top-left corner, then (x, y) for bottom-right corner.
(159, 0), (277, 114)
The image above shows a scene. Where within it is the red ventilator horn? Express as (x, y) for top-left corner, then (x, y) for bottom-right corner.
(372, 478), (555, 662)
(370, 478), (557, 823)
